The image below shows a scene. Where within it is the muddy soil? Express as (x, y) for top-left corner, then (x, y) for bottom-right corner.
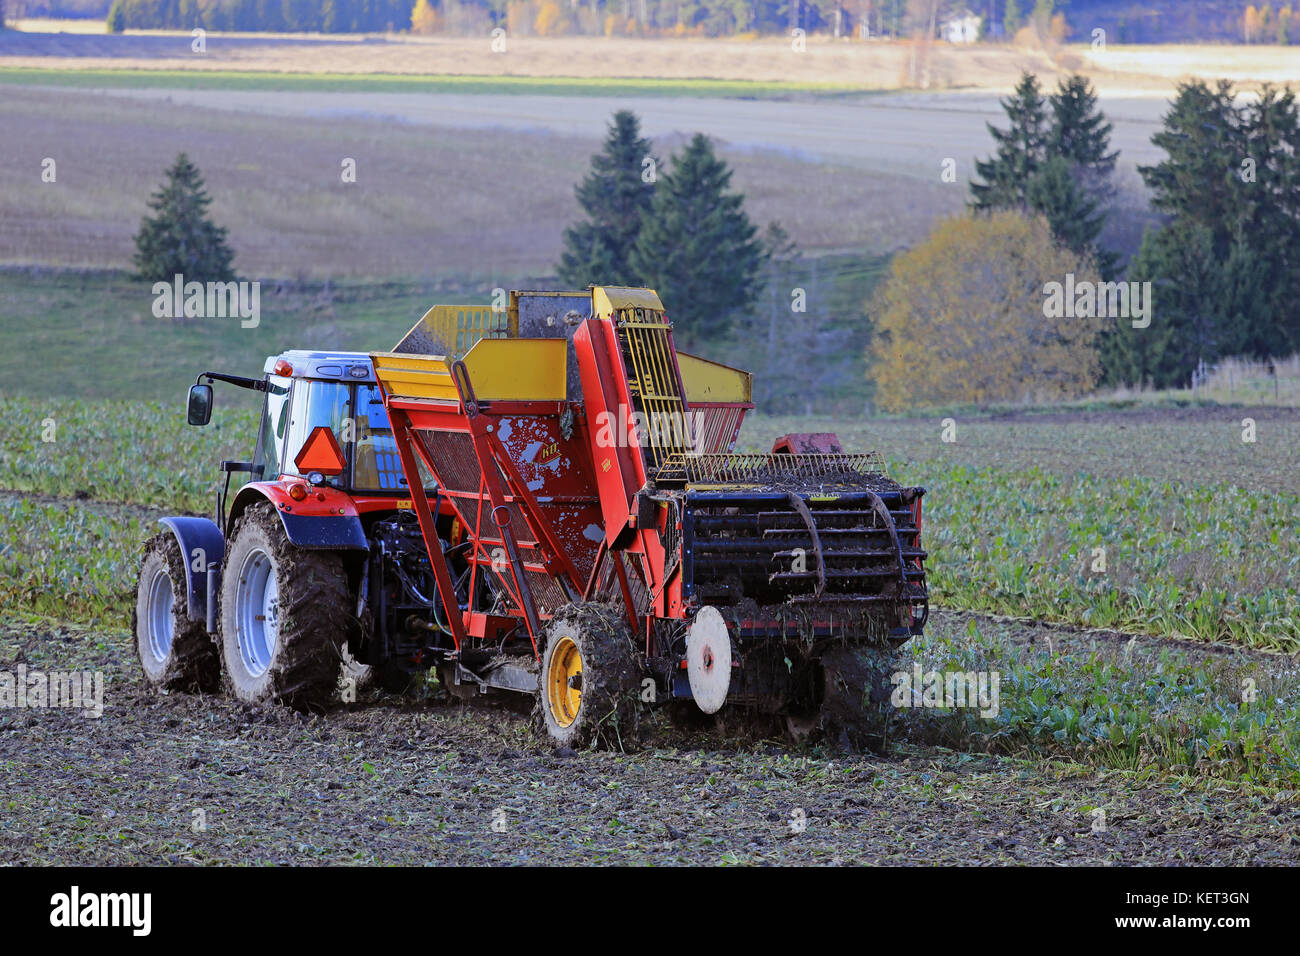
(2, 610), (1296, 866)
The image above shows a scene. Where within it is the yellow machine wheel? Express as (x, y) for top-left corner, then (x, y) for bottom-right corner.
(545, 636), (584, 728)
(535, 604), (643, 749)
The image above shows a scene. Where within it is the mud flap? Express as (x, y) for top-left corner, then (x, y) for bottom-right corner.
(277, 511), (369, 550)
(157, 516), (225, 623)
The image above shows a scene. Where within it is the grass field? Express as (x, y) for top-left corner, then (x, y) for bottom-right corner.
(5, 402), (1300, 791)
(0, 66), (864, 98)
(0, 271), (482, 400)
(0, 30), (1059, 89)
(5, 29), (1300, 92)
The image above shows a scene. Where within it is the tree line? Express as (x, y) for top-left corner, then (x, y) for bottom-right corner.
(102, 0), (1022, 38)
(871, 72), (1300, 410)
(108, 0), (415, 32)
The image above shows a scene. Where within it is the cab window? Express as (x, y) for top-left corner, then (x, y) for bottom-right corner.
(253, 375), (291, 480)
(284, 380), (352, 486)
(352, 385), (406, 492)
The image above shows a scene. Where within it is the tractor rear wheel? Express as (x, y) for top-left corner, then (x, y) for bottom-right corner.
(219, 504), (351, 710)
(535, 603), (644, 750)
(133, 532), (220, 692)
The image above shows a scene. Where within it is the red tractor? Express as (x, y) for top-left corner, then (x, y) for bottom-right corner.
(135, 287), (928, 747)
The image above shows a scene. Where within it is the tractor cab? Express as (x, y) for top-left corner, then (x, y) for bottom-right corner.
(188, 350), (409, 532)
(249, 350), (404, 494)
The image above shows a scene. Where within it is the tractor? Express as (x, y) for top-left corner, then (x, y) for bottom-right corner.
(135, 287), (928, 746)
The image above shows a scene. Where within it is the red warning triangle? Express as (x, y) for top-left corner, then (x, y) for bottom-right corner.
(294, 425), (347, 476)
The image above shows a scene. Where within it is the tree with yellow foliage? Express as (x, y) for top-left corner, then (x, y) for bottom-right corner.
(1245, 4), (1261, 42)
(410, 0), (437, 34)
(534, 0), (569, 35)
(868, 211), (1104, 411)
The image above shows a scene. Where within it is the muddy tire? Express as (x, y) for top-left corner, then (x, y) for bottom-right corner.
(535, 603), (644, 750)
(817, 644), (899, 753)
(219, 504), (351, 710)
(133, 532), (220, 692)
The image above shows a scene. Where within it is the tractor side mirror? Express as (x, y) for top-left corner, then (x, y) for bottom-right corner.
(187, 384), (214, 426)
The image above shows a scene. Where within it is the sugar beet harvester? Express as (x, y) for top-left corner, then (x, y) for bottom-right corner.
(134, 286), (928, 748)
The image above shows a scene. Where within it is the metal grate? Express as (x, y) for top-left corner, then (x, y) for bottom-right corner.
(656, 452), (890, 487)
(416, 429), (480, 493)
(394, 305), (512, 358)
(616, 308), (689, 469)
(690, 405), (746, 455)
(526, 570), (569, 617)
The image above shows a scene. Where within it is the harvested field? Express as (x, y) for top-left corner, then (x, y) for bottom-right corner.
(2, 611), (1297, 865)
(0, 86), (961, 275)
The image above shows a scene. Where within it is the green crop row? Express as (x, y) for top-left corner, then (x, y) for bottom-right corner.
(0, 396), (257, 514)
(3, 488), (1297, 786)
(0, 497), (148, 623)
(898, 617), (1300, 788)
(923, 464), (1300, 652)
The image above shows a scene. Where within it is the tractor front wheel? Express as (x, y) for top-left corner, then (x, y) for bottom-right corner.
(535, 603), (644, 750)
(133, 532), (220, 692)
(219, 504), (352, 710)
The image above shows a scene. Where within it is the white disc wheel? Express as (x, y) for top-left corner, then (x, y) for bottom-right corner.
(686, 606), (732, 714)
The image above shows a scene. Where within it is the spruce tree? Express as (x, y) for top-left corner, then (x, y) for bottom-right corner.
(629, 133), (766, 340)
(557, 111), (657, 288)
(970, 72), (1049, 212)
(1025, 156), (1111, 270)
(1134, 80), (1300, 363)
(1049, 75), (1119, 188)
(133, 153), (237, 284)
(972, 72), (1119, 271)
(1139, 80), (1244, 258)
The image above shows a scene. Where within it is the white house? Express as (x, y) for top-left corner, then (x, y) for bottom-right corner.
(941, 9), (983, 43)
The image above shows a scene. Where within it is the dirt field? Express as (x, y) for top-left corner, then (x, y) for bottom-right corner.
(10, 30), (1278, 278)
(0, 77), (1167, 277)
(3, 609), (1296, 865)
(0, 85), (966, 275)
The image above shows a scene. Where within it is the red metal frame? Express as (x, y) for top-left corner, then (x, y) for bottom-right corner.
(374, 313), (757, 665)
